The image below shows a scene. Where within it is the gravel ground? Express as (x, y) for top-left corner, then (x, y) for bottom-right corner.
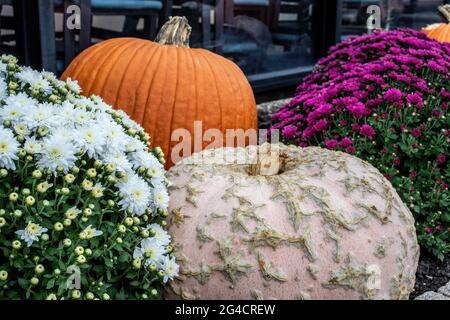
(411, 252), (450, 299)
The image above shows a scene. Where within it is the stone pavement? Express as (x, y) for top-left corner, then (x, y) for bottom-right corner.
(414, 281), (450, 300)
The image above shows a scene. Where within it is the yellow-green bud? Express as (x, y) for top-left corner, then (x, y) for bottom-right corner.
(61, 187), (70, 195)
(71, 166), (80, 174)
(0, 169), (7, 177)
(140, 230), (150, 238)
(150, 288), (158, 296)
(32, 169), (42, 179)
(148, 263), (157, 272)
(54, 269), (61, 276)
(12, 240), (21, 250)
(63, 219), (72, 227)
(63, 238), (72, 247)
(13, 209), (22, 218)
(76, 255), (86, 264)
(85, 292), (95, 300)
(86, 168), (97, 178)
(132, 217), (140, 225)
(0, 217), (6, 227)
(118, 225), (126, 233)
(132, 258), (142, 269)
(83, 208), (92, 216)
(25, 195), (36, 206)
(53, 222), (64, 231)
(46, 293), (57, 300)
(9, 192), (18, 202)
(0, 270), (8, 281)
(85, 248), (92, 256)
(41, 234), (49, 241)
(35, 264), (45, 274)
(102, 293), (110, 300)
(64, 174), (75, 184)
(36, 182), (50, 193)
(74, 246), (84, 255)
(21, 188), (31, 195)
(42, 200), (50, 206)
(30, 277), (39, 286)
(124, 217), (133, 227)
(116, 237), (123, 244)
(71, 289), (81, 299)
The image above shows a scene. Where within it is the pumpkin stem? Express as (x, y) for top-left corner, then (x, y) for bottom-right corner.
(248, 144), (291, 176)
(438, 4), (450, 23)
(155, 16), (192, 48)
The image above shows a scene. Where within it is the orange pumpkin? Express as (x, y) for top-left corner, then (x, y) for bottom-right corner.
(62, 17), (257, 168)
(422, 5), (450, 43)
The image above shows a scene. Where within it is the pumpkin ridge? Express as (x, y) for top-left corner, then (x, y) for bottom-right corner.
(131, 43), (163, 125)
(67, 38), (128, 86)
(84, 40), (137, 97)
(145, 46), (170, 147)
(111, 40), (150, 109)
(140, 44), (164, 129)
(212, 52), (244, 135)
(165, 47), (183, 165)
(95, 40), (141, 102)
(196, 49), (223, 134)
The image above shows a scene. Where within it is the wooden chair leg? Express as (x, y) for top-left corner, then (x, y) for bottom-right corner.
(79, 0), (91, 51)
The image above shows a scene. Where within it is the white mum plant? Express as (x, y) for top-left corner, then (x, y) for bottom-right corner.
(0, 55), (178, 300)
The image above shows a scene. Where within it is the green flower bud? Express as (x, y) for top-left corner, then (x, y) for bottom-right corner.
(21, 188), (31, 195)
(81, 217), (88, 222)
(32, 169), (42, 179)
(0, 209), (5, 216)
(74, 246), (84, 255)
(53, 222), (64, 231)
(150, 288), (158, 296)
(132, 258), (142, 269)
(42, 200), (50, 207)
(107, 200), (115, 207)
(61, 187), (70, 195)
(13, 209), (22, 218)
(35, 264), (45, 274)
(0, 270), (8, 281)
(86, 168), (97, 178)
(161, 221), (167, 228)
(37, 126), (49, 137)
(76, 255), (86, 264)
(116, 237), (123, 244)
(106, 175), (116, 184)
(118, 225), (126, 233)
(158, 270), (165, 278)
(46, 293), (57, 300)
(18, 149), (26, 158)
(36, 181), (50, 193)
(64, 174), (76, 184)
(131, 226), (139, 233)
(25, 195), (36, 206)
(41, 234), (49, 241)
(85, 248), (92, 256)
(0, 169), (7, 177)
(102, 293), (110, 300)
(71, 166), (80, 174)
(63, 219), (72, 227)
(85, 292), (95, 300)
(141, 294), (148, 299)
(132, 217), (140, 225)
(63, 238), (72, 247)
(71, 290), (81, 300)
(83, 208), (92, 216)
(94, 160), (103, 168)
(0, 217), (6, 227)
(140, 230), (150, 238)
(9, 192), (18, 202)
(54, 269), (61, 276)
(30, 277), (39, 286)
(148, 263), (157, 272)
(124, 217), (133, 227)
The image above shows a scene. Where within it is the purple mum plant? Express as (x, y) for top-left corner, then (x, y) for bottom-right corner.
(271, 29), (450, 259)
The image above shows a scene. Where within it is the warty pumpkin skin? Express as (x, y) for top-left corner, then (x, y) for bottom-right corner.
(165, 143), (419, 300)
(422, 5), (450, 43)
(61, 17), (257, 168)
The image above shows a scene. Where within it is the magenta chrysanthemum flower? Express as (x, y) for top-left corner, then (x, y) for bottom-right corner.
(359, 124), (375, 140)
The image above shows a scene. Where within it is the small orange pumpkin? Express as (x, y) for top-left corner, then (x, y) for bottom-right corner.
(422, 5), (450, 43)
(62, 17), (257, 168)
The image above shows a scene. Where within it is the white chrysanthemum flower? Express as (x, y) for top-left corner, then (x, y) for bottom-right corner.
(15, 222), (48, 247)
(41, 70), (58, 83)
(125, 136), (146, 153)
(73, 108), (92, 126)
(118, 174), (152, 215)
(65, 77), (81, 94)
(76, 124), (106, 158)
(4, 92), (37, 109)
(16, 67), (40, 86)
(79, 224), (103, 240)
(152, 184), (169, 210)
(133, 237), (166, 267)
(146, 223), (171, 246)
(160, 255), (179, 283)
(0, 127), (19, 169)
(23, 137), (42, 154)
(0, 102), (26, 123)
(91, 183), (104, 198)
(102, 151), (133, 173)
(0, 61), (7, 75)
(37, 135), (78, 172)
(13, 122), (29, 136)
(102, 121), (129, 151)
(0, 78), (7, 100)
(23, 103), (60, 130)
